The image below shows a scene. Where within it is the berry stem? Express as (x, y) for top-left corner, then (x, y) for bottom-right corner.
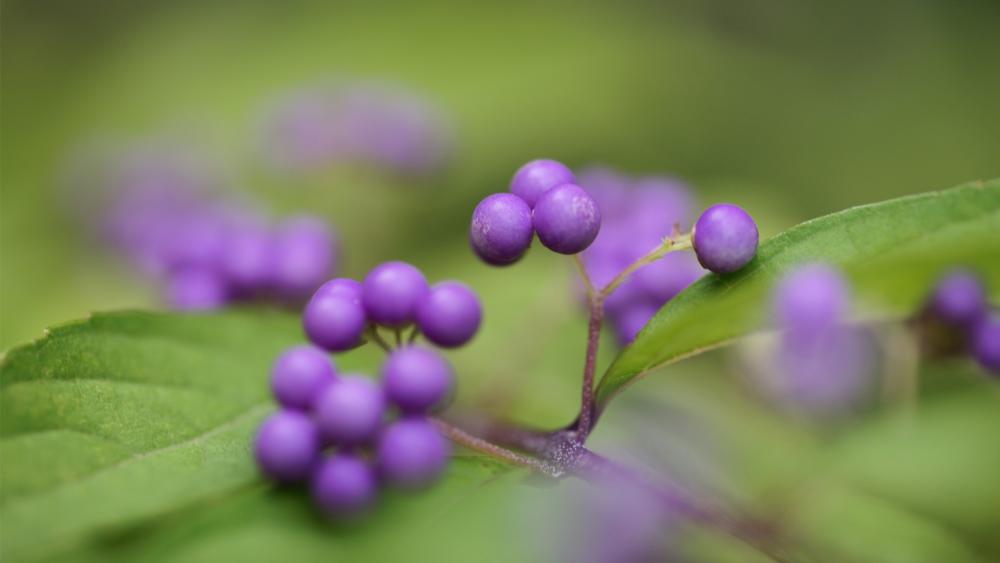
(572, 254), (596, 300)
(600, 233), (692, 300)
(407, 325), (420, 344)
(576, 296), (604, 438)
(365, 326), (392, 353)
(430, 418), (560, 477)
(393, 327), (403, 347)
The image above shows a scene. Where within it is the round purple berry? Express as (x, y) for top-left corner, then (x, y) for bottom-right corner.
(692, 204), (759, 274)
(272, 217), (338, 299)
(469, 193), (534, 266)
(377, 419), (450, 490)
(415, 281), (482, 348)
(314, 277), (363, 301)
(311, 454), (379, 517)
(532, 183), (601, 255)
(271, 345), (336, 410)
(930, 269), (986, 326)
(773, 263), (850, 336)
(254, 410), (320, 483)
(509, 159), (575, 208)
(303, 287), (367, 352)
(362, 261), (429, 327)
(381, 345), (455, 413)
(166, 267), (228, 310)
(221, 219), (274, 291)
(313, 376), (386, 446)
(972, 315), (1000, 375)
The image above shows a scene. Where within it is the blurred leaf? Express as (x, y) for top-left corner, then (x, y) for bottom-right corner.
(0, 310), (520, 562)
(596, 179), (1000, 410)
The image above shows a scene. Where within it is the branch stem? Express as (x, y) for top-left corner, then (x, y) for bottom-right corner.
(430, 418), (559, 476)
(365, 326), (392, 353)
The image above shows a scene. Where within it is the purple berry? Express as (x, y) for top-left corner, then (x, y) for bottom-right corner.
(377, 418), (450, 490)
(469, 193), (534, 266)
(272, 217), (338, 299)
(313, 376), (386, 446)
(311, 454), (378, 517)
(221, 219), (275, 291)
(532, 183), (601, 255)
(773, 263), (850, 337)
(774, 327), (874, 414)
(166, 267), (228, 310)
(415, 281), (482, 348)
(314, 277), (363, 301)
(303, 287), (367, 352)
(692, 204), (759, 274)
(254, 410), (320, 483)
(930, 269), (987, 326)
(361, 261), (429, 327)
(381, 346), (455, 413)
(271, 345), (336, 410)
(972, 315), (1000, 375)
(509, 159), (575, 208)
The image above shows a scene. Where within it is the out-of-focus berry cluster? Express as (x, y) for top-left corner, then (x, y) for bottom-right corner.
(255, 261), (482, 519)
(262, 81), (452, 176)
(576, 168), (708, 345)
(924, 269), (999, 375)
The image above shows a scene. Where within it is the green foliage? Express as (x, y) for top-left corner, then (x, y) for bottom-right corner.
(596, 179), (1000, 410)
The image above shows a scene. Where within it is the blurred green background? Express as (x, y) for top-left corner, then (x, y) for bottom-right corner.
(3, 0), (999, 349)
(3, 1), (1000, 561)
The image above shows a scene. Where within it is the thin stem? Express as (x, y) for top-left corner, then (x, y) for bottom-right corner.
(576, 297), (604, 438)
(600, 233), (691, 299)
(407, 325), (420, 344)
(393, 327), (403, 348)
(430, 418), (559, 477)
(365, 326), (392, 353)
(572, 254), (596, 300)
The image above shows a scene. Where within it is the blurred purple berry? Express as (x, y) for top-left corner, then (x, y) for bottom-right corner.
(272, 217), (338, 299)
(634, 251), (705, 303)
(254, 410), (320, 483)
(311, 454), (379, 518)
(313, 376), (386, 446)
(469, 193), (534, 266)
(415, 281), (482, 348)
(773, 263), (851, 337)
(973, 315), (1000, 374)
(930, 269), (987, 326)
(221, 219), (275, 291)
(692, 204), (759, 274)
(774, 327), (875, 414)
(362, 261), (429, 326)
(166, 267), (228, 310)
(615, 302), (659, 346)
(532, 183), (601, 255)
(303, 288), (367, 352)
(377, 418), (450, 490)
(509, 159), (575, 208)
(271, 345), (336, 410)
(313, 277), (363, 301)
(381, 346), (454, 413)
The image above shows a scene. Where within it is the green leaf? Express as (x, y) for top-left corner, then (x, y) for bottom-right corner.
(0, 310), (519, 562)
(595, 179), (1000, 410)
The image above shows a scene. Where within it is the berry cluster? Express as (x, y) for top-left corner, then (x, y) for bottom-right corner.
(254, 261), (483, 519)
(926, 269), (999, 374)
(263, 81), (452, 176)
(90, 149), (338, 310)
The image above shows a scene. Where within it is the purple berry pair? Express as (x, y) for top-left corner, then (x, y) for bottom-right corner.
(256, 261), (483, 519)
(927, 269), (999, 375)
(303, 262), (482, 352)
(470, 159), (602, 265)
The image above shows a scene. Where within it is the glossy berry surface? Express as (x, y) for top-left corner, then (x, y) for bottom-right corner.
(313, 376), (386, 446)
(772, 263), (850, 337)
(362, 261), (429, 326)
(509, 159), (575, 208)
(972, 315), (1000, 374)
(415, 281), (482, 347)
(377, 419), (450, 490)
(692, 204), (759, 274)
(311, 454), (378, 517)
(532, 183), (601, 255)
(271, 345), (336, 410)
(303, 288), (367, 352)
(167, 267), (228, 311)
(469, 193), (534, 266)
(381, 346), (454, 413)
(254, 410), (320, 482)
(930, 269), (986, 325)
